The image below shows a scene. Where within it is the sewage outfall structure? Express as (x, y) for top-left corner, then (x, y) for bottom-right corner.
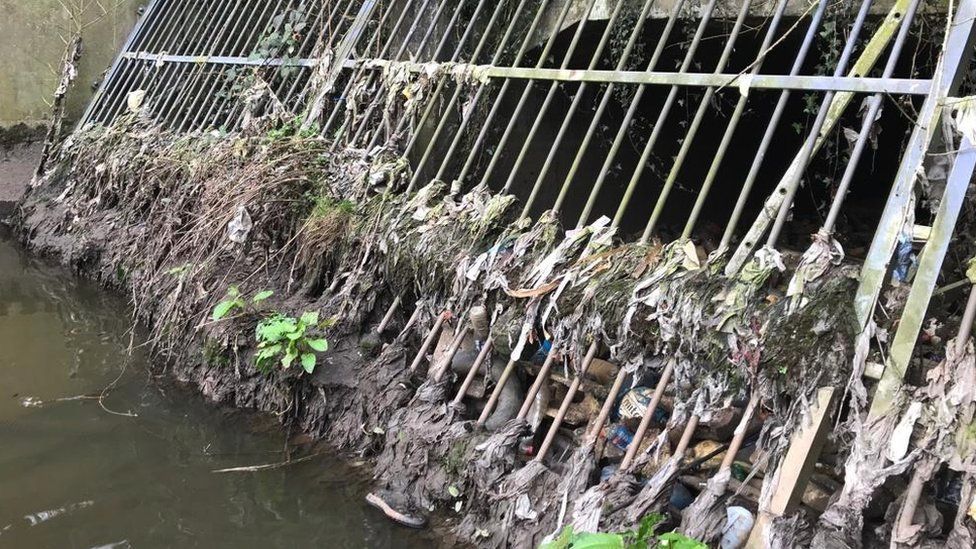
(14, 0), (976, 547)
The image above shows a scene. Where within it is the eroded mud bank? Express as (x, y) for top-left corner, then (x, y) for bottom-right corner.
(14, 119), (925, 548)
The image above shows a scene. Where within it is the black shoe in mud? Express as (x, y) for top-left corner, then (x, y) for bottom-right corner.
(366, 490), (428, 529)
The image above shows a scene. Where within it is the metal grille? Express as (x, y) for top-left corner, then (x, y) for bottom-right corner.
(83, 0), (976, 536)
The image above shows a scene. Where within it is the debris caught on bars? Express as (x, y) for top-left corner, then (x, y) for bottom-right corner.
(12, 0), (976, 546)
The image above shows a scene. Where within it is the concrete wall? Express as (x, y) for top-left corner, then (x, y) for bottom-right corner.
(0, 0), (140, 132)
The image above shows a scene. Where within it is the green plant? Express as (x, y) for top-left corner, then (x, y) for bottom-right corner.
(539, 515), (706, 549)
(254, 311), (329, 373)
(212, 286), (274, 321)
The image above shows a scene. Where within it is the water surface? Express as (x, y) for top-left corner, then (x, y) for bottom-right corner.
(0, 235), (432, 548)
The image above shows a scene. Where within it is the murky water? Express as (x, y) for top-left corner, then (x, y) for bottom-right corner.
(0, 235), (433, 548)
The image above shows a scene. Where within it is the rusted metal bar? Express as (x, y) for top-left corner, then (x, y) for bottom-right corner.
(518, 0), (661, 219)
(276, 0), (351, 114)
(585, 366), (627, 443)
(549, 0), (693, 215)
(341, 0), (455, 146)
(534, 341), (598, 461)
(322, 0), (415, 135)
(432, 325), (472, 381)
(408, 310), (446, 372)
(608, 0), (752, 235)
(619, 360), (674, 470)
(452, 338), (494, 405)
(376, 296), (402, 334)
(402, 0), (556, 193)
(516, 346), (561, 421)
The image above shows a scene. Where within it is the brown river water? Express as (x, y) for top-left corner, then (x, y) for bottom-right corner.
(0, 234), (433, 548)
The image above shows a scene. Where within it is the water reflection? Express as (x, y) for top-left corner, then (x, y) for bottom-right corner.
(0, 235), (433, 548)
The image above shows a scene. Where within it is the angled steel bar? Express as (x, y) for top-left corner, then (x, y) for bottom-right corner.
(319, 0), (407, 133)
(766, 0), (892, 248)
(337, 0), (453, 146)
(855, 0), (976, 327)
(822, 0), (921, 233)
(302, 0), (384, 129)
(398, 0), (545, 190)
(619, 360), (673, 469)
(715, 0), (828, 252)
(515, 345), (561, 420)
(549, 0), (692, 216)
(81, 0), (164, 125)
(463, 0), (598, 192)
(411, 0), (557, 194)
(579, 0), (721, 229)
(870, 134), (976, 419)
(198, 0), (290, 129)
(727, 0), (912, 273)
(94, 0), (194, 124)
(681, 0), (796, 239)
(618, 0), (752, 237)
(518, 0), (661, 220)
(362, 0), (491, 151)
(170, 0), (253, 132)
(534, 341), (598, 461)
(497, 0), (627, 198)
(328, 0), (442, 146)
(638, 0), (763, 238)
(451, 338), (494, 405)
(151, 0), (231, 126)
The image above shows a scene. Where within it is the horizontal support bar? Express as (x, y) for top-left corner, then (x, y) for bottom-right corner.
(126, 53), (934, 96)
(122, 52), (318, 67)
(482, 67), (932, 95)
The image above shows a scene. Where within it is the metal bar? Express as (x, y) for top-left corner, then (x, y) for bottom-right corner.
(408, 311), (446, 372)
(516, 346), (561, 420)
(302, 0), (382, 129)
(368, 0), (492, 152)
(727, 0), (912, 273)
(195, 0), (284, 129)
(823, 0), (921, 233)
(855, 0), (976, 327)
(585, 366), (627, 442)
(715, 0), (828, 252)
(766, 0), (889, 248)
(412, 0), (557, 194)
(171, 0), (252, 132)
(681, 0), (795, 239)
(518, 0), (660, 219)
(624, 0), (754, 237)
(340, 0), (453, 146)
(549, 0), (690, 215)
(81, 0), (164, 126)
(376, 295), (402, 334)
(452, 338), (494, 405)
(534, 341), (598, 461)
(327, 0), (440, 145)
(322, 0), (413, 135)
(499, 0), (628, 200)
(463, 0), (599, 192)
(95, 0), (192, 124)
(870, 134), (976, 420)
(620, 360), (674, 470)
(433, 326), (472, 381)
